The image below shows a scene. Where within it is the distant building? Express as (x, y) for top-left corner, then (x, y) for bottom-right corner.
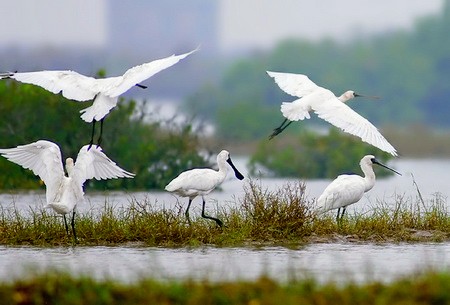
(108, 0), (218, 57)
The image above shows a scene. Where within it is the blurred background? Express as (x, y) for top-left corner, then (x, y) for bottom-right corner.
(0, 0), (449, 185)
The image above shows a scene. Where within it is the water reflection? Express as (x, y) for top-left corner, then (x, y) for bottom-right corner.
(1, 243), (449, 283)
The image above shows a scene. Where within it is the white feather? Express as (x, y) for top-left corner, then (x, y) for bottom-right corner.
(3, 49), (197, 122)
(268, 71), (398, 156)
(0, 140), (134, 215)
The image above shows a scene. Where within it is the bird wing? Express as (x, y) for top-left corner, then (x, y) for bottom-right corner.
(0, 140), (64, 191)
(106, 48), (198, 97)
(267, 71), (321, 97)
(165, 168), (220, 193)
(316, 175), (365, 213)
(72, 145), (135, 185)
(312, 97), (398, 156)
(7, 70), (98, 101)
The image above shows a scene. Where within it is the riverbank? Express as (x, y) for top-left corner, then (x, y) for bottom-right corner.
(3, 270), (450, 305)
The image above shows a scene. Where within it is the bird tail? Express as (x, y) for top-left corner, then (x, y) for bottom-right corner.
(164, 182), (176, 192)
(280, 99), (310, 121)
(79, 95), (118, 122)
(0, 71), (14, 79)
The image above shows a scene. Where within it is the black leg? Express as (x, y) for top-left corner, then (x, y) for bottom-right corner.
(336, 208), (341, 222)
(88, 120), (96, 150)
(71, 210), (77, 242)
(63, 215), (69, 235)
(201, 197), (223, 227)
(269, 118), (292, 140)
(135, 83), (147, 89)
(185, 199), (193, 225)
(97, 119), (104, 147)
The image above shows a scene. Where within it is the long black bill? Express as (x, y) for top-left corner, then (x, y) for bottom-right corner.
(373, 158), (402, 176)
(354, 93), (380, 100)
(227, 157), (245, 180)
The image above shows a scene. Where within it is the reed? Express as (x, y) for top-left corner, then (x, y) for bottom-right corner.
(2, 270), (450, 305)
(0, 179), (449, 246)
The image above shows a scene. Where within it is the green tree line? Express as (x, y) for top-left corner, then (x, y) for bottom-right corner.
(0, 81), (210, 190)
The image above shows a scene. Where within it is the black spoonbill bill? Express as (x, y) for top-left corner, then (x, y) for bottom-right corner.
(165, 150), (244, 227)
(267, 71), (398, 156)
(316, 155), (401, 222)
(0, 140), (135, 241)
(1, 48), (197, 148)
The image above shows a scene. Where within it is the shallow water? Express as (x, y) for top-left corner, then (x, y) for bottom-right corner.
(1, 158), (449, 217)
(1, 243), (449, 283)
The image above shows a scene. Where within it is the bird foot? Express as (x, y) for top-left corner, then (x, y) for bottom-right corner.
(269, 128), (282, 140)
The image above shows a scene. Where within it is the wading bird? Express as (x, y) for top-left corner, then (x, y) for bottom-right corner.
(267, 71), (398, 156)
(0, 140), (134, 241)
(316, 155), (401, 222)
(165, 150), (244, 227)
(0, 48), (197, 148)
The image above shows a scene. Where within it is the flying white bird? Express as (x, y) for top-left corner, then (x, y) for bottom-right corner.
(267, 71), (398, 156)
(0, 48), (197, 147)
(316, 155), (401, 222)
(0, 140), (135, 241)
(165, 150), (244, 227)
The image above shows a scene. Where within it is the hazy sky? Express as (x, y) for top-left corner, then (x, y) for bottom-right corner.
(0, 0), (443, 52)
(219, 0), (443, 51)
(0, 0), (107, 48)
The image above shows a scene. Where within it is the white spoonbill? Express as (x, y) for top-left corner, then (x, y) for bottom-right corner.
(165, 150), (244, 227)
(267, 71), (398, 156)
(0, 48), (197, 147)
(0, 140), (135, 241)
(316, 155), (401, 222)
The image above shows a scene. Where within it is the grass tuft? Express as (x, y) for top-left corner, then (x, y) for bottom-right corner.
(1, 179), (450, 246)
(2, 270), (450, 304)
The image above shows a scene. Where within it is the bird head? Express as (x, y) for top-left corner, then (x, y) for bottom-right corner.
(362, 155), (401, 175)
(340, 91), (380, 103)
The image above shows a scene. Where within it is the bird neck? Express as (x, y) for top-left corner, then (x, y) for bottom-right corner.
(361, 164), (376, 192)
(65, 163), (74, 177)
(216, 157), (230, 177)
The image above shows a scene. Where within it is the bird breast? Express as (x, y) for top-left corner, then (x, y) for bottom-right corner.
(46, 177), (83, 215)
(317, 175), (366, 211)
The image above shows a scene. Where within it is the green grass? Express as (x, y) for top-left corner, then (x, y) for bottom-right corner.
(0, 180), (449, 246)
(2, 270), (450, 304)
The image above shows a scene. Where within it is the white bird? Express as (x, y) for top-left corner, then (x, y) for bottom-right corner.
(165, 150), (244, 227)
(0, 140), (135, 241)
(1, 48), (197, 147)
(316, 155), (401, 222)
(267, 71), (398, 156)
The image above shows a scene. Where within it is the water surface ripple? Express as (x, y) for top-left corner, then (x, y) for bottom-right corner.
(1, 243), (449, 283)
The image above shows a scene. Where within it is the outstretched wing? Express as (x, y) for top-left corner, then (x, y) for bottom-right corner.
(267, 71), (321, 98)
(0, 140), (64, 189)
(3, 70), (98, 101)
(312, 98), (398, 156)
(107, 48), (198, 97)
(72, 145), (135, 185)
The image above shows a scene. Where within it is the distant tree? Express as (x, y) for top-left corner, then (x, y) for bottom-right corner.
(249, 129), (393, 179)
(0, 80), (210, 190)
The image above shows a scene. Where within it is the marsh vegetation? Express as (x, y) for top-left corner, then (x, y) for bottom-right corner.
(0, 180), (448, 246)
